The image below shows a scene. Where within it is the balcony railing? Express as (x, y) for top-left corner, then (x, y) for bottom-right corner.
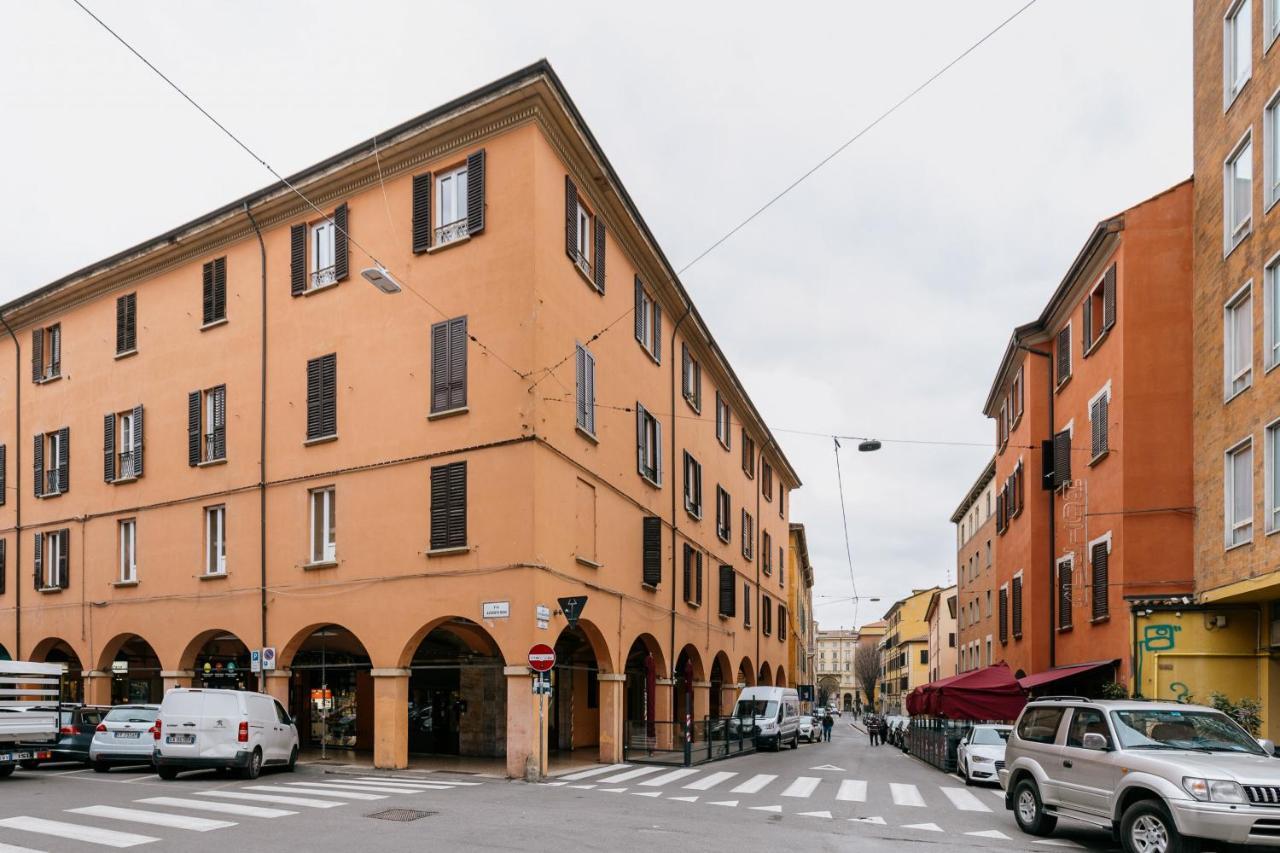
(45, 470), (60, 495)
(575, 251), (592, 280)
(434, 219), (468, 247)
(117, 451), (136, 480)
(309, 266), (337, 290)
(41, 362), (60, 381)
(203, 431), (225, 462)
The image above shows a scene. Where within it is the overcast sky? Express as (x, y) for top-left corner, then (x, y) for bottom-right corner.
(1, 1), (1191, 633)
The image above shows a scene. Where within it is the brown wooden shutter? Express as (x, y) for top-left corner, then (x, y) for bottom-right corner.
(719, 564), (736, 616)
(593, 219), (606, 292)
(1103, 264), (1117, 330)
(1056, 327), (1070, 385)
(466, 149), (485, 235)
(187, 391), (201, 466)
(116, 294), (136, 354)
(133, 405), (144, 478)
(306, 354), (337, 439)
(1012, 576), (1023, 638)
(103, 413), (116, 483)
(448, 318), (467, 410)
(564, 176), (578, 260)
(33, 532), (42, 590)
(290, 224), (306, 295)
(412, 172), (433, 253)
(634, 278), (645, 343)
(31, 329), (42, 383)
(429, 461), (467, 551)
(333, 203), (349, 281)
(642, 516), (662, 587)
(49, 326), (60, 376)
(212, 387), (226, 460)
(57, 529), (69, 589)
(683, 543), (693, 604)
(1082, 292), (1093, 349)
(998, 588), (1008, 643)
(696, 551), (703, 606)
(1053, 429), (1071, 487)
(57, 427), (69, 494)
(202, 260), (215, 324)
(0, 539), (6, 595)
(0, 444), (6, 507)
(1092, 542), (1109, 620)
(1040, 439), (1055, 490)
(32, 434), (42, 498)
(653, 301), (662, 363)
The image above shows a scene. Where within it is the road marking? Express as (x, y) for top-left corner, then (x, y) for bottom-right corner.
(798, 810), (832, 818)
(598, 787), (627, 793)
(989, 789), (1005, 800)
(245, 785), (382, 800)
(730, 774), (776, 794)
(889, 783), (926, 807)
(836, 780), (867, 802)
(0, 817), (157, 848)
(541, 782), (568, 787)
(316, 780), (453, 792)
(283, 781), (428, 795)
(135, 797), (295, 818)
(631, 791), (662, 798)
(639, 768), (700, 787)
(195, 791), (340, 809)
(808, 764), (845, 771)
(355, 777), (483, 787)
(940, 787), (992, 813)
(567, 784), (596, 790)
(849, 816), (886, 824)
(557, 764), (630, 781)
(668, 796), (698, 803)
(67, 806), (235, 832)
(966, 830), (1010, 840)
(901, 822), (943, 832)
(749, 805), (782, 813)
(1031, 840), (1083, 848)
(708, 800), (738, 807)
(683, 771), (736, 791)
(0, 843), (45, 853)
(599, 767), (664, 784)
(781, 777), (820, 798)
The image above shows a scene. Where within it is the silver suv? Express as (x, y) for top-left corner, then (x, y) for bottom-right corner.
(1000, 697), (1280, 852)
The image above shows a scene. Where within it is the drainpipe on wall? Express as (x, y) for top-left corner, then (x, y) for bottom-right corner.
(1017, 344), (1054, 670)
(244, 202), (269, 680)
(668, 304), (693, 688)
(0, 315), (20, 659)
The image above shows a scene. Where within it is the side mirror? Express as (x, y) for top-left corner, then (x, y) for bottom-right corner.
(1082, 732), (1109, 751)
(1259, 738), (1276, 756)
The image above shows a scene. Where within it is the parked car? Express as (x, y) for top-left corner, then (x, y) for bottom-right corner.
(957, 724), (1012, 786)
(828, 706), (842, 717)
(731, 686), (801, 751)
(154, 688), (299, 780)
(1001, 696), (1280, 852)
(0, 661), (62, 777)
(798, 715), (818, 743)
(17, 705), (109, 768)
(89, 704), (160, 772)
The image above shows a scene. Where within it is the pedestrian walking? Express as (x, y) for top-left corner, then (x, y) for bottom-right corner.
(821, 712), (834, 742)
(868, 715), (880, 746)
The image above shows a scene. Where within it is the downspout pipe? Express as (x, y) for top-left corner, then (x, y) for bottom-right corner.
(0, 315), (20, 659)
(244, 202), (268, 683)
(669, 304), (693, 687)
(1017, 344), (1054, 670)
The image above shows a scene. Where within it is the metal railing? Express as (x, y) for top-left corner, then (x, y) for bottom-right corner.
(575, 252), (592, 280)
(45, 470), (60, 495)
(117, 451), (136, 480)
(623, 716), (759, 766)
(310, 266), (337, 289)
(434, 219), (468, 246)
(203, 431), (224, 462)
(905, 717), (1006, 773)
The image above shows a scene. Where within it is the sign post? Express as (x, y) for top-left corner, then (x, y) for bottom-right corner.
(529, 644), (556, 780)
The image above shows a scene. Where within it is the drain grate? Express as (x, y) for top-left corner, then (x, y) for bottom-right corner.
(367, 808), (438, 822)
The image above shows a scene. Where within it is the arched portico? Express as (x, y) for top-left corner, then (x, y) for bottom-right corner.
(775, 666), (787, 689)
(96, 634), (163, 704)
(758, 661), (773, 687)
(282, 624), (373, 756)
(549, 619), (614, 765)
(30, 637), (84, 703)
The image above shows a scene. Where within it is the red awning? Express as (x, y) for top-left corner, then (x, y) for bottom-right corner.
(906, 663), (1027, 721)
(1016, 660), (1117, 690)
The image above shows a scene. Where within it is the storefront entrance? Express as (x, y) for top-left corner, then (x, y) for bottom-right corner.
(109, 637), (163, 704)
(407, 618), (505, 758)
(290, 626), (372, 752)
(190, 633), (258, 692)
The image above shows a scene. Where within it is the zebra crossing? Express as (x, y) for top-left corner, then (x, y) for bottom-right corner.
(0, 775), (482, 849)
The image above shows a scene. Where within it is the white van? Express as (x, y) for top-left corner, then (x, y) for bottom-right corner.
(154, 689), (299, 780)
(732, 686), (801, 751)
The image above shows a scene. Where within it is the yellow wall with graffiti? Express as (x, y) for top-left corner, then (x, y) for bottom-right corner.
(1133, 607), (1279, 737)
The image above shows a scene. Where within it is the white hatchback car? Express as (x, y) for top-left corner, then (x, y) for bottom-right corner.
(154, 689), (299, 780)
(957, 724), (1012, 786)
(89, 704), (159, 772)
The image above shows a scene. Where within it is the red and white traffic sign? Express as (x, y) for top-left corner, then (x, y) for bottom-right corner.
(528, 643), (556, 672)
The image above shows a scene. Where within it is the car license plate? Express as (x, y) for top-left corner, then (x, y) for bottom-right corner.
(115, 732), (141, 739)
(0, 750), (50, 762)
(166, 734), (195, 744)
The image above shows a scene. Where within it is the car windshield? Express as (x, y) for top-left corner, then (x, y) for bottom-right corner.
(1110, 709), (1264, 755)
(104, 707), (158, 724)
(734, 700), (778, 718)
(971, 728), (1011, 746)
(799, 716), (812, 725)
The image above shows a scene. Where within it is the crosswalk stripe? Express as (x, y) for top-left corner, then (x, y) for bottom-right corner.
(889, 783), (926, 807)
(599, 767), (664, 784)
(683, 771), (736, 791)
(0, 842), (45, 852)
(836, 780), (867, 802)
(245, 785), (380, 800)
(940, 787), (991, 813)
(708, 800), (738, 807)
(781, 777), (820, 798)
(639, 769), (699, 787)
(902, 822), (943, 832)
(355, 777), (482, 787)
(541, 782), (568, 787)
(667, 796), (698, 803)
(567, 784), (596, 790)
(598, 787), (627, 793)
(67, 806), (235, 832)
(966, 830), (1009, 839)
(311, 780), (453, 792)
(849, 816), (886, 824)
(748, 804), (782, 813)
(557, 764), (629, 781)
(283, 781), (424, 795)
(730, 774), (776, 794)
(632, 791), (662, 798)
(195, 791), (341, 809)
(135, 797), (295, 819)
(798, 810), (832, 819)
(0, 817), (158, 848)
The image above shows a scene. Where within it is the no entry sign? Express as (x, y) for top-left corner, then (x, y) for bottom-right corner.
(528, 643), (556, 672)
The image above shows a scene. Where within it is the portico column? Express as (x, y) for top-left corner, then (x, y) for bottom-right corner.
(505, 666), (541, 780)
(720, 683), (740, 718)
(597, 673), (625, 763)
(264, 669), (292, 706)
(654, 678), (674, 749)
(83, 671), (112, 705)
(160, 670), (195, 695)
(692, 681), (711, 721)
(371, 668), (410, 770)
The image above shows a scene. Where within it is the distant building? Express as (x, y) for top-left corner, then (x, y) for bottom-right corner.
(787, 525), (816, 702)
(814, 627), (859, 711)
(925, 585), (958, 683)
(879, 589), (938, 714)
(952, 459), (996, 673)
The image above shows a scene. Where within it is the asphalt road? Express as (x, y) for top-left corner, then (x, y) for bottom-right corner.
(0, 722), (1123, 852)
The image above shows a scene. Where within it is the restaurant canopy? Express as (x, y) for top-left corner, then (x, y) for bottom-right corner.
(906, 663), (1026, 721)
(1016, 660), (1117, 691)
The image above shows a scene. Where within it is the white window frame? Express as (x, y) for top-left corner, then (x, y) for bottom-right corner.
(1225, 437), (1255, 549)
(575, 198), (592, 275)
(118, 519), (137, 584)
(1224, 281), (1254, 401)
(637, 287), (656, 358)
(637, 404), (661, 486)
(43, 531), (63, 589)
(309, 219), (337, 289)
(1267, 251), (1280, 373)
(44, 431), (61, 495)
(310, 487), (336, 564)
(435, 164), (469, 246)
(683, 452), (702, 519)
(1088, 382), (1113, 463)
(1269, 0), (1280, 50)
(205, 505), (227, 576)
(1267, 89), (1280, 212)
(1266, 418), (1280, 535)
(715, 392), (731, 449)
(1224, 130), (1254, 254)
(1226, 0), (1254, 108)
(116, 411), (136, 480)
(575, 344), (596, 438)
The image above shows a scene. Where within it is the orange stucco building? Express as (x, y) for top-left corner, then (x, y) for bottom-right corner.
(0, 62), (799, 776)
(982, 180), (1195, 689)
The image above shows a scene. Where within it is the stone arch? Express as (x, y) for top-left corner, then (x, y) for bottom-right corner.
(549, 619), (615, 762)
(817, 676), (840, 708)
(178, 629), (258, 691)
(624, 634), (666, 730)
(29, 637), (85, 703)
(282, 624), (373, 753)
(395, 615), (507, 670)
(775, 666), (787, 689)
(0, 643), (9, 661)
(709, 651), (734, 718)
(673, 644), (705, 723)
(758, 661), (773, 687)
(96, 633), (164, 704)
(737, 656), (756, 687)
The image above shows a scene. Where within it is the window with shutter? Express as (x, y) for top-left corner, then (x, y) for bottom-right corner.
(0, 539), (5, 595)
(1053, 429), (1071, 488)
(32, 324), (61, 383)
(683, 544), (703, 606)
(1089, 387), (1111, 461)
(715, 486), (731, 542)
(1091, 539), (1110, 620)
(203, 257), (227, 325)
(566, 177), (604, 290)
(204, 506), (226, 576)
(762, 531), (772, 575)
(743, 583), (751, 628)
(636, 404), (661, 485)
(306, 354), (338, 441)
(995, 489), (1007, 535)
(634, 278), (662, 361)
(35, 429), (68, 497)
(116, 293), (137, 355)
(1012, 575), (1023, 639)
(191, 386), (227, 464)
(741, 510), (754, 560)
(1057, 557), (1073, 630)
(434, 163), (471, 247)
(718, 564), (736, 617)
(741, 432), (756, 478)
(683, 452), (702, 518)
(1011, 368), (1023, 424)
(998, 587), (1008, 643)
(715, 392), (731, 449)
(1056, 324), (1072, 387)
(763, 594), (772, 636)
(575, 344), (596, 435)
(778, 604), (787, 641)
(681, 343), (702, 411)
(0, 444), (6, 508)
(762, 462), (773, 502)
(429, 461), (467, 551)
(642, 516), (662, 588)
(430, 317), (468, 415)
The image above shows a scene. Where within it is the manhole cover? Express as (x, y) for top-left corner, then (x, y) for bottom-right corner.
(367, 809), (438, 822)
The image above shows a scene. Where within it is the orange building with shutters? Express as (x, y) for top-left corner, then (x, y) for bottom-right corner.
(980, 180), (1195, 692)
(0, 62), (800, 776)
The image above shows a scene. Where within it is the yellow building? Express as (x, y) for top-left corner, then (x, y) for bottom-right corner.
(878, 588), (939, 714)
(787, 525), (815, 704)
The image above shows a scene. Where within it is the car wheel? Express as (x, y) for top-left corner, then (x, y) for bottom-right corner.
(18, 760), (40, 770)
(239, 749), (263, 780)
(1120, 799), (1195, 853)
(0, 765), (15, 778)
(287, 747), (299, 772)
(157, 766), (179, 781)
(1012, 779), (1057, 837)
(790, 734), (799, 750)
(92, 761), (110, 774)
